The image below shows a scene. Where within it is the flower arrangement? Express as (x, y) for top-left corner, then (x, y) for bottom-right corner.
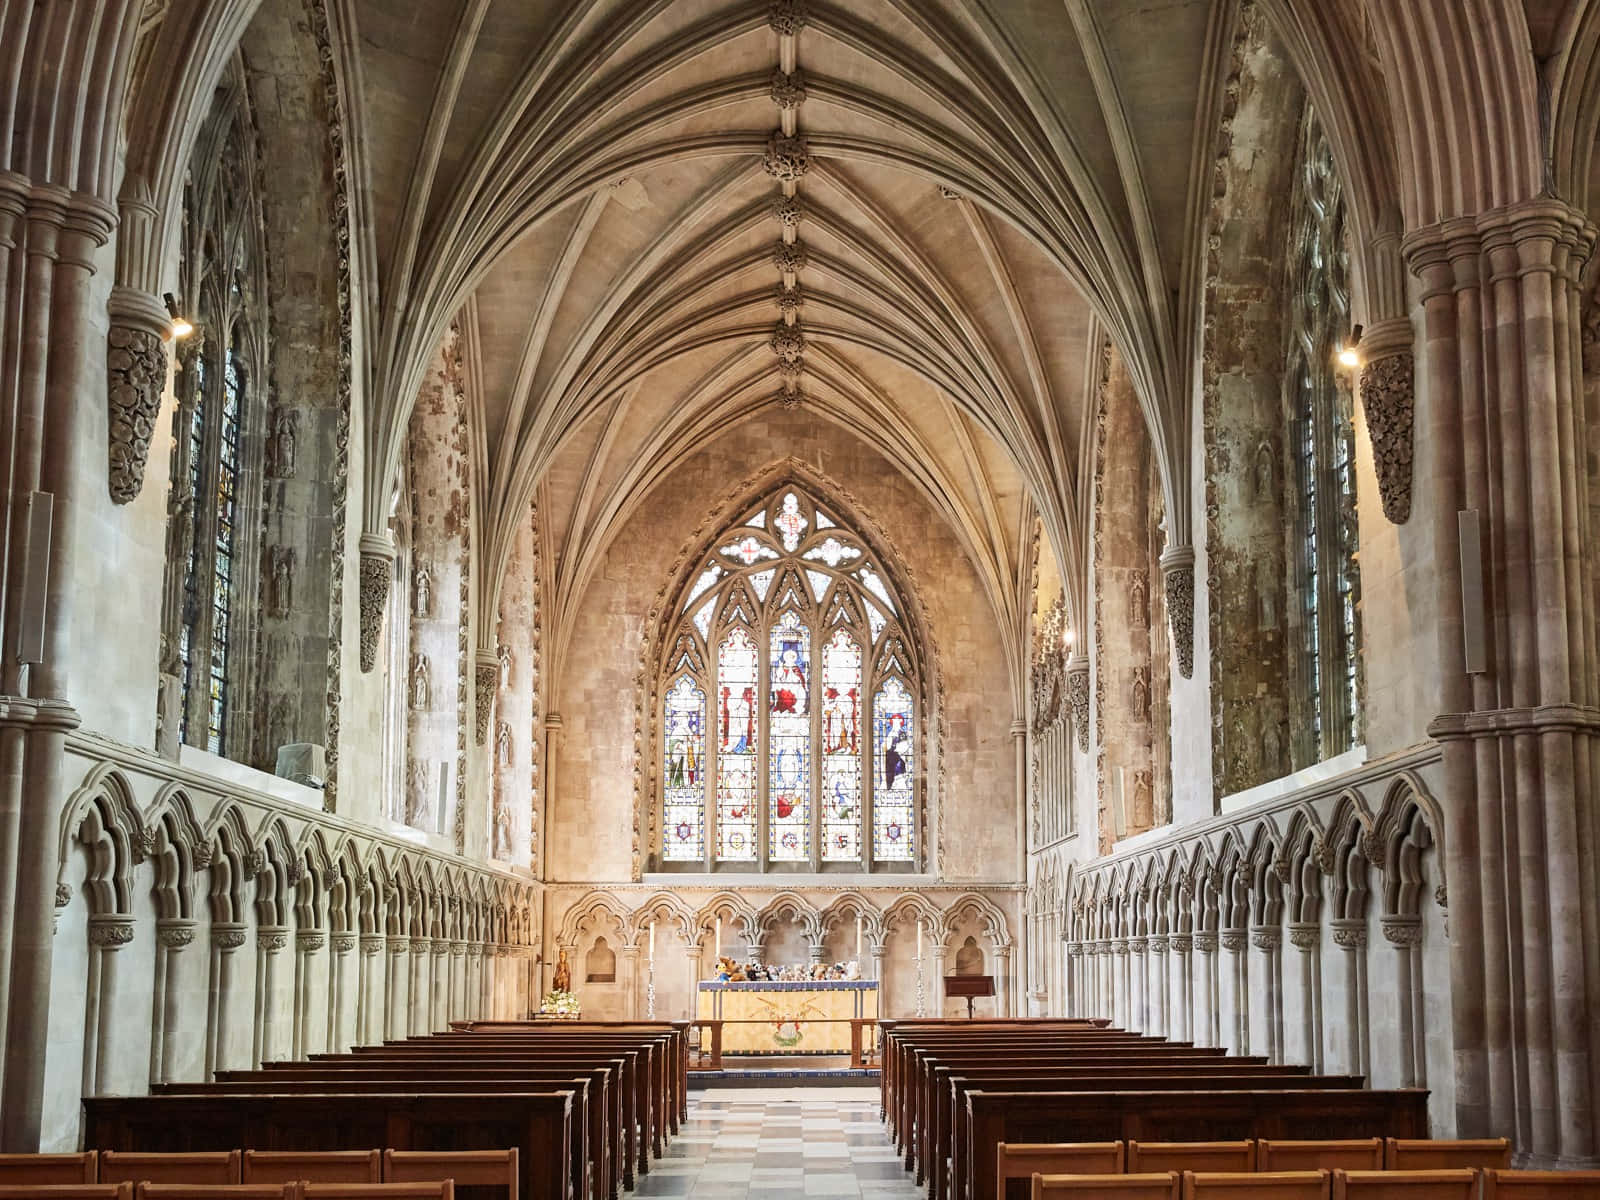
(538, 989), (581, 1018)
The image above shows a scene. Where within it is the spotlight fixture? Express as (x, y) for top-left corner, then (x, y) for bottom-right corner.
(1336, 323), (1363, 369)
(164, 292), (194, 339)
(1063, 628), (1076, 650)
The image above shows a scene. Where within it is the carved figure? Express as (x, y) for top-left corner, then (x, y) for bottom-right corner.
(493, 795), (513, 861)
(413, 559), (432, 618)
(409, 654), (430, 710)
(1130, 667), (1151, 722)
(1129, 570), (1148, 628)
(553, 947), (572, 993)
(1131, 770), (1153, 825)
(496, 720), (513, 767)
(269, 546), (295, 617)
(272, 408), (299, 477)
(498, 642), (513, 688)
(405, 760), (431, 828)
(1257, 559), (1279, 629)
(1253, 440), (1273, 499)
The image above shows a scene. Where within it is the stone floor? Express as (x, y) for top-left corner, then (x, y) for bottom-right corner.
(632, 1086), (925, 1198)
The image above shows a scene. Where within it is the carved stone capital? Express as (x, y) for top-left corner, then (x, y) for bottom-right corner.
(769, 68), (807, 110)
(258, 926), (290, 952)
(212, 922), (249, 950)
(1111, 938), (1129, 956)
(1312, 837), (1336, 876)
(774, 283), (804, 317)
(1170, 934), (1192, 954)
(773, 196), (803, 231)
(88, 916), (136, 948)
(767, 0), (807, 35)
(432, 938), (450, 956)
(772, 239), (808, 274)
(55, 883), (72, 908)
(357, 533), (395, 673)
(387, 936), (411, 955)
(1194, 932), (1218, 954)
(769, 320), (805, 364)
(451, 941), (467, 957)
(158, 919), (198, 949)
(297, 930), (326, 952)
(1220, 930), (1248, 953)
(1065, 942), (1084, 959)
(1160, 546), (1196, 679)
(1287, 922), (1320, 952)
(1359, 350), (1415, 525)
(1250, 927), (1281, 951)
(246, 849), (269, 877)
(1331, 919), (1368, 951)
(1065, 656), (1090, 752)
(1147, 935), (1169, 954)
(1128, 936), (1148, 953)
(475, 653), (498, 745)
(106, 288), (171, 505)
(360, 934), (385, 955)
(191, 840), (216, 870)
(331, 933), (356, 953)
(1381, 916), (1423, 947)
(467, 942), (484, 958)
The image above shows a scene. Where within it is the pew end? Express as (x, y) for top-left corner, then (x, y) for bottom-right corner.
(1129, 1143), (1256, 1175)
(1384, 1141), (1512, 1171)
(1033, 1172), (1179, 1200)
(242, 1154), (381, 1186)
(0, 1154), (99, 1185)
(1181, 1170), (1330, 1200)
(1257, 1141), (1384, 1172)
(998, 1143), (1125, 1200)
(1482, 1170), (1600, 1200)
(102, 1154), (243, 1186)
(1333, 1169), (1480, 1200)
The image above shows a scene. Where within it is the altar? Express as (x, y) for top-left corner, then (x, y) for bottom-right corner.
(696, 980), (879, 1055)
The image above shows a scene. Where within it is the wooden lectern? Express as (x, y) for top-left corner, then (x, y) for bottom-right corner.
(944, 974), (995, 1018)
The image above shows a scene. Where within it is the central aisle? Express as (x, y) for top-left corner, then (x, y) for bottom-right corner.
(633, 1086), (923, 1198)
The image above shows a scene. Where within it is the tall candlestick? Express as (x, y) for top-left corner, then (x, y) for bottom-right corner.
(715, 916), (722, 961)
(856, 915), (863, 962)
(649, 919), (655, 963)
(917, 919), (923, 959)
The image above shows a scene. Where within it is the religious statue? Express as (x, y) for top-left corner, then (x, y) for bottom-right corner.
(492, 795), (513, 860)
(405, 760), (431, 828)
(269, 546), (295, 617)
(272, 408), (298, 477)
(1257, 559), (1279, 629)
(498, 642), (513, 688)
(1129, 570), (1149, 628)
(552, 948), (572, 993)
(413, 558), (432, 618)
(409, 653), (430, 710)
(496, 719), (513, 767)
(1130, 666), (1151, 723)
(1254, 440), (1274, 500)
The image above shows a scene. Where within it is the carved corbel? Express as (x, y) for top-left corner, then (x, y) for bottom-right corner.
(358, 533), (396, 672)
(1065, 655), (1090, 752)
(475, 649), (498, 745)
(106, 287), (172, 504)
(1356, 319), (1415, 525)
(1160, 545), (1196, 679)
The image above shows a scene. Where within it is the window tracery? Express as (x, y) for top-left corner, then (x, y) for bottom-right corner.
(655, 487), (922, 873)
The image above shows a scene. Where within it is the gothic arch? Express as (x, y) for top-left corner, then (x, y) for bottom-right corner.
(558, 891), (632, 952)
(943, 892), (1012, 951)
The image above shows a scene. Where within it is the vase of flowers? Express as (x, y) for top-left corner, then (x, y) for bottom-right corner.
(537, 989), (581, 1019)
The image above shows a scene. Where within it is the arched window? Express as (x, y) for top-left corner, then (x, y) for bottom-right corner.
(158, 59), (269, 762)
(1284, 113), (1361, 763)
(655, 486), (923, 873)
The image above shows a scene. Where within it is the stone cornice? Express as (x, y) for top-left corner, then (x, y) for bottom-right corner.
(1428, 705), (1600, 740)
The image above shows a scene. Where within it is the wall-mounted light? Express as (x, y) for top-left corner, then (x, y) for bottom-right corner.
(1063, 628), (1076, 650)
(1336, 323), (1363, 369)
(164, 292), (194, 339)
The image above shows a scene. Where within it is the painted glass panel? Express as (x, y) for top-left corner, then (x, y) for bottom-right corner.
(806, 569), (831, 602)
(662, 677), (706, 861)
(820, 630), (862, 861)
(864, 600), (887, 643)
(693, 598), (715, 641)
(774, 492), (807, 551)
(685, 563), (722, 609)
(768, 610), (811, 860)
(872, 679), (915, 860)
(715, 628), (759, 859)
(750, 569), (775, 601)
(208, 341), (243, 753)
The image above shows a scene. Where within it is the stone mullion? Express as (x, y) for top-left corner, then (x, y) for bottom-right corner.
(225, 355), (270, 767)
(809, 611), (821, 872)
(1311, 378), (1351, 757)
(184, 332), (227, 748)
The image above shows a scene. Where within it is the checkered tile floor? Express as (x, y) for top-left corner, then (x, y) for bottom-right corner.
(632, 1086), (924, 1198)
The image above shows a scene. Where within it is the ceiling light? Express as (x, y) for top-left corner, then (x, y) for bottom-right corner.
(1336, 323), (1363, 369)
(164, 292), (194, 339)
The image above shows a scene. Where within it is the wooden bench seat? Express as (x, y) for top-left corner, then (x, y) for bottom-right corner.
(1180, 1171), (1328, 1200)
(241, 1154), (380, 1186)
(1032, 1173), (1178, 1200)
(1332, 1170), (1479, 1200)
(1482, 1170), (1600, 1199)
(0, 1155), (99, 1185)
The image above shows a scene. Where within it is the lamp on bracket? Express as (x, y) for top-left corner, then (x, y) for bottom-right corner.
(164, 293), (194, 339)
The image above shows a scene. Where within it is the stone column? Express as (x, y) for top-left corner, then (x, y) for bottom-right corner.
(408, 939), (429, 1035)
(359, 935), (384, 1045)
(1170, 935), (1193, 1041)
(449, 941), (466, 1023)
(994, 947), (1012, 1017)
(1330, 919), (1369, 1078)
(1147, 937), (1168, 1036)
(431, 939), (449, 1030)
(83, 916), (135, 1095)
(384, 936), (409, 1040)
(1382, 916), (1426, 1088)
(206, 922), (247, 1078)
(466, 943), (483, 1022)
(1287, 923), (1323, 1072)
(1251, 927), (1282, 1063)
(1127, 937), (1147, 1031)
(254, 926), (289, 1067)
(1221, 929), (1249, 1054)
(293, 930), (325, 1059)
(930, 948), (947, 1015)
(1195, 932), (1219, 1047)
(329, 933), (355, 1052)
(1111, 939), (1129, 1028)
(150, 918), (197, 1084)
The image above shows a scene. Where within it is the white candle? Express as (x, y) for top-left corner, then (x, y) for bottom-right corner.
(649, 919), (655, 963)
(916, 919), (923, 959)
(715, 916), (722, 960)
(856, 915), (863, 962)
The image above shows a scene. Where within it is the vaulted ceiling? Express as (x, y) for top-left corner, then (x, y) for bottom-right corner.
(341, 0), (1230, 652)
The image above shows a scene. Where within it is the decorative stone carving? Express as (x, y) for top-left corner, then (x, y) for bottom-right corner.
(297, 930), (326, 952)
(769, 67), (807, 109)
(1148, 935), (1168, 953)
(1250, 927), (1281, 951)
(767, 0), (808, 35)
(406, 760), (432, 828)
(1330, 920), (1367, 951)
(763, 132), (810, 181)
(1194, 932), (1218, 953)
(1129, 569), (1148, 627)
(246, 849), (268, 876)
(1170, 934), (1192, 954)
(1161, 548), (1196, 679)
(285, 860), (307, 889)
(1066, 659), (1090, 752)
(55, 883), (72, 907)
(1287, 923), (1319, 951)
(358, 535), (395, 673)
(773, 196), (803, 230)
(774, 283), (804, 316)
(257, 928), (288, 952)
(413, 557), (433, 618)
(158, 921), (197, 949)
(268, 545), (296, 617)
(191, 840), (215, 870)
(1359, 830), (1384, 866)
(270, 407), (299, 477)
(1435, 883), (1448, 909)
(89, 918), (136, 948)
(496, 720), (513, 767)
(1359, 351), (1415, 524)
(410, 653), (430, 710)
(774, 381), (803, 409)
(107, 318), (169, 504)
(212, 925), (248, 950)
(332, 933), (356, 953)
(1381, 917), (1423, 947)
(938, 185), (961, 199)
(1220, 930), (1247, 953)
(1128, 936), (1148, 953)
(771, 239), (808, 274)
(388, 936), (411, 954)
(1312, 837), (1336, 876)
(131, 826), (158, 863)
(769, 321), (805, 364)
(474, 657), (497, 745)
(360, 934), (384, 955)
(498, 642), (513, 687)
(1130, 666), (1150, 723)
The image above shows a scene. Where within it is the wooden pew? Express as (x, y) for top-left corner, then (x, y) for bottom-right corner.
(0, 1154), (99, 1185)
(83, 1092), (572, 1200)
(963, 1088), (1430, 1200)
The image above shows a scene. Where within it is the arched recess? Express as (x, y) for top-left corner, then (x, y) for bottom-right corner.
(638, 467), (941, 877)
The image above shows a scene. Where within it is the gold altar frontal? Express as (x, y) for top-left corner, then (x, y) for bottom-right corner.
(696, 980), (879, 1055)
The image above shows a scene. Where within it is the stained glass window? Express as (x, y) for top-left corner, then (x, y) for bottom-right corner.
(821, 630), (862, 861)
(716, 628), (758, 859)
(872, 679), (915, 861)
(658, 486), (922, 872)
(662, 677), (706, 860)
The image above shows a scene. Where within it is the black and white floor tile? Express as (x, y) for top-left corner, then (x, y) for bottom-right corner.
(633, 1086), (923, 1198)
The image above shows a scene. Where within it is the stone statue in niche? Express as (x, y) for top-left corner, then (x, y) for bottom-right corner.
(1262, 716), (1284, 778)
(405, 760), (431, 828)
(268, 546), (296, 618)
(1128, 570), (1149, 628)
(271, 408), (299, 478)
(493, 795), (513, 860)
(1131, 770), (1153, 825)
(1253, 440), (1274, 500)
(496, 720), (513, 767)
(270, 695), (293, 750)
(1130, 666), (1151, 723)
(498, 642), (513, 688)
(409, 653), (430, 710)
(413, 559), (432, 618)
(1257, 558), (1279, 629)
